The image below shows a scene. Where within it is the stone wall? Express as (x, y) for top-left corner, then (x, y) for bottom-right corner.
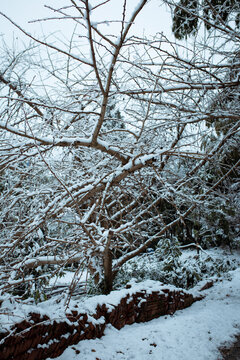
(0, 287), (201, 360)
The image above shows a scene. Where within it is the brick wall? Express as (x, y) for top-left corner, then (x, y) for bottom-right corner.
(0, 287), (201, 360)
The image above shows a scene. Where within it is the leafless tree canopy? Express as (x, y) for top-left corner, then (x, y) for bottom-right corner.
(0, 0), (239, 295)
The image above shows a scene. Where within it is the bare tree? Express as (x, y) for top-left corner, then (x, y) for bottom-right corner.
(0, 0), (239, 296)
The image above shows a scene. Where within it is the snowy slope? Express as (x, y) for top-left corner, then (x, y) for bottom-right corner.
(48, 268), (240, 360)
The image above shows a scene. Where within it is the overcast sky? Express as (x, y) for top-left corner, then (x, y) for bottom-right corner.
(0, 0), (174, 46)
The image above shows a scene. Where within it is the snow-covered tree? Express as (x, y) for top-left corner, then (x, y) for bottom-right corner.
(0, 0), (239, 296)
(170, 0), (240, 39)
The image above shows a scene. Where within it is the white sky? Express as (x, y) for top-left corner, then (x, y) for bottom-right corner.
(0, 0), (174, 46)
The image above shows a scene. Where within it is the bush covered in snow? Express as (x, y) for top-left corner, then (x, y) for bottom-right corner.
(113, 239), (240, 290)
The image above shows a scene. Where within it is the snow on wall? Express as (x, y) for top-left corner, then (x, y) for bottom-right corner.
(0, 281), (202, 360)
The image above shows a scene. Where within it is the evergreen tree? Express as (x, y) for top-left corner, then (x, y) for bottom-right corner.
(171, 0), (240, 39)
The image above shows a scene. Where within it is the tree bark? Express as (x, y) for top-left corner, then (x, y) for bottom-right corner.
(103, 247), (113, 294)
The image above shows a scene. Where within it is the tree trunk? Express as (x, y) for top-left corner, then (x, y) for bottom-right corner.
(103, 247), (113, 294)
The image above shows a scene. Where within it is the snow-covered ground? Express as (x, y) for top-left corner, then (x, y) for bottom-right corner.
(49, 270), (87, 286)
(47, 267), (240, 360)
